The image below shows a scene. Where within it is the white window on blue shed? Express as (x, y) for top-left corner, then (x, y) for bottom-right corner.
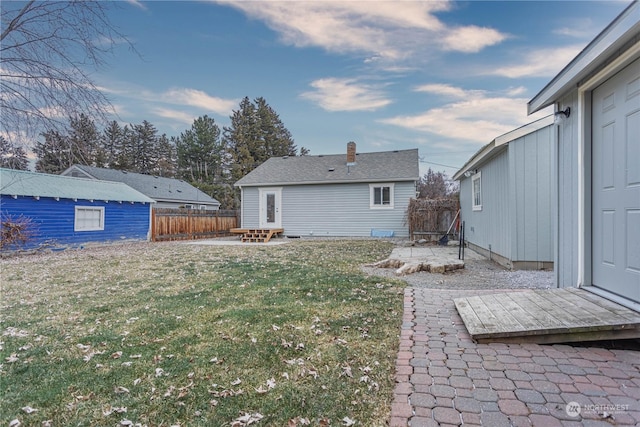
(472, 172), (482, 211)
(370, 183), (394, 209)
(74, 206), (105, 231)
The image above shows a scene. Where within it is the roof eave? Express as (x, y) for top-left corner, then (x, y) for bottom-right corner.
(453, 141), (497, 181)
(234, 177), (419, 187)
(528, 1), (640, 114)
(155, 197), (220, 205)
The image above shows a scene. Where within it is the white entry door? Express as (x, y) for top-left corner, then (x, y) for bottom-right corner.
(591, 58), (640, 304)
(259, 188), (281, 229)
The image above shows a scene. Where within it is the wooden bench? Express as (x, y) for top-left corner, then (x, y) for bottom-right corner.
(230, 228), (284, 243)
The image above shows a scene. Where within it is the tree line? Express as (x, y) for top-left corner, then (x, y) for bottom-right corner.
(0, 97), (306, 209)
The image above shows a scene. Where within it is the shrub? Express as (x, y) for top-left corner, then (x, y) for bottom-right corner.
(0, 214), (37, 250)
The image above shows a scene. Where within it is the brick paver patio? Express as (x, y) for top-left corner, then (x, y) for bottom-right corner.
(390, 288), (640, 426)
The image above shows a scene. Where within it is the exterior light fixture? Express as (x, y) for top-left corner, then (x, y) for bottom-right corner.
(464, 169), (477, 178)
(554, 106), (571, 124)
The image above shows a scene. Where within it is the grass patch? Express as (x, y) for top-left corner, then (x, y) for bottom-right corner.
(1, 240), (404, 426)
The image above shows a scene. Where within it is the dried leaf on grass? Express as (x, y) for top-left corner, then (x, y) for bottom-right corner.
(114, 386), (130, 394)
(288, 417), (310, 426)
(103, 405), (128, 416)
(341, 365), (353, 378)
(342, 416), (356, 426)
(232, 412), (263, 426)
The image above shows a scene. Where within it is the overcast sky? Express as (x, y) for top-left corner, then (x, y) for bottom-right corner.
(97, 0), (630, 175)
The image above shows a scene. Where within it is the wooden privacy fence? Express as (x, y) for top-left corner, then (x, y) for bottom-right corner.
(406, 198), (460, 241)
(151, 208), (239, 242)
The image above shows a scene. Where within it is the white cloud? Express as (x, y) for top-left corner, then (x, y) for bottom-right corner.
(217, 0), (506, 60)
(441, 25), (508, 53)
(491, 45), (583, 78)
(153, 108), (196, 125)
(381, 84), (550, 143)
(415, 84), (480, 99)
(301, 78), (392, 112)
(505, 86), (528, 97)
(162, 88), (237, 115)
(126, 0), (147, 10)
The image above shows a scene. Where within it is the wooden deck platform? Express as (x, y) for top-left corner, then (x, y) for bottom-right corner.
(230, 228), (284, 243)
(454, 288), (640, 344)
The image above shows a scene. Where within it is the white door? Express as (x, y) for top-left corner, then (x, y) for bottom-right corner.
(259, 188), (281, 229)
(591, 57), (640, 304)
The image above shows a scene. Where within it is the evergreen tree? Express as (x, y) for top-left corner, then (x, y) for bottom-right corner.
(130, 120), (158, 174)
(175, 115), (225, 183)
(0, 137), (29, 170)
(224, 97), (260, 182)
(102, 120), (124, 168)
(34, 130), (71, 173)
(114, 125), (135, 171)
(224, 97), (297, 182)
(255, 97), (297, 158)
(155, 134), (177, 177)
(68, 114), (102, 166)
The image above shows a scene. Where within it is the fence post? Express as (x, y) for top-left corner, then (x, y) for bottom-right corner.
(151, 208), (156, 242)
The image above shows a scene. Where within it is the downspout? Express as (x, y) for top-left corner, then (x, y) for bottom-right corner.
(576, 95), (585, 288)
(238, 185), (243, 228)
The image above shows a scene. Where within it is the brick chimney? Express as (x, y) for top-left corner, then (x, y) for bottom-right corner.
(346, 141), (356, 164)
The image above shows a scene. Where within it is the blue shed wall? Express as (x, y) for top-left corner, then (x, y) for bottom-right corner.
(1, 196), (151, 249)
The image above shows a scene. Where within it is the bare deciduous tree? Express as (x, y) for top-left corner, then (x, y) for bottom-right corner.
(0, 1), (132, 145)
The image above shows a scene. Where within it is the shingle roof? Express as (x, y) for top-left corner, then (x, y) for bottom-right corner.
(235, 148), (420, 187)
(0, 168), (155, 203)
(65, 165), (220, 206)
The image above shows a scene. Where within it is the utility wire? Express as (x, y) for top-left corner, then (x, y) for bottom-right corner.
(419, 159), (460, 169)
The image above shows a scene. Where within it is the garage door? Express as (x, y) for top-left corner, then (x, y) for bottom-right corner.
(592, 57), (640, 304)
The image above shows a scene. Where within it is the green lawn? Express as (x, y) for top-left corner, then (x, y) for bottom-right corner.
(0, 239), (404, 426)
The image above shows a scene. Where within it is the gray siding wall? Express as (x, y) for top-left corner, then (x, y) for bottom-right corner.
(460, 125), (555, 268)
(461, 149), (511, 260)
(556, 93), (580, 288)
(241, 187), (260, 228)
(509, 125), (555, 263)
(240, 182), (414, 237)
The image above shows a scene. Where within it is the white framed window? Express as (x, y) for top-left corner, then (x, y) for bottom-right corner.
(74, 206), (104, 231)
(472, 172), (482, 211)
(370, 183), (394, 209)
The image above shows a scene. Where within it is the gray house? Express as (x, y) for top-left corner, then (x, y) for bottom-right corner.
(234, 143), (419, 237)
(62, 165), (220, 210)
(453, 116), (555, 270)
(528, 1), (639, 311)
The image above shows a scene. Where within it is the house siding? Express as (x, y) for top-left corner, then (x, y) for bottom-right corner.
(461, 149), (511, 262)
(240, 182), (414, 237)
(556, 92), (580, 287)
(1, 195), (151, 249)
(460, 123), (555, 269)
(509, 125), (555, 264)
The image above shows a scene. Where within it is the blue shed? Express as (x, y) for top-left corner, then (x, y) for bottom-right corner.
(1, 168), (155, 251)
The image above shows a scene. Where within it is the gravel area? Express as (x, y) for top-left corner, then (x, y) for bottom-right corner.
(362, 246), (554, 290)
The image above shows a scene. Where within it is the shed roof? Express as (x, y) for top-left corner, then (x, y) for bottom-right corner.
(453, 115), (554, 181)
(234, 148), (420, 187)
(528, 1), (639, 114)
(0, 168), (155, 203)
(64, 165), (220, 206)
